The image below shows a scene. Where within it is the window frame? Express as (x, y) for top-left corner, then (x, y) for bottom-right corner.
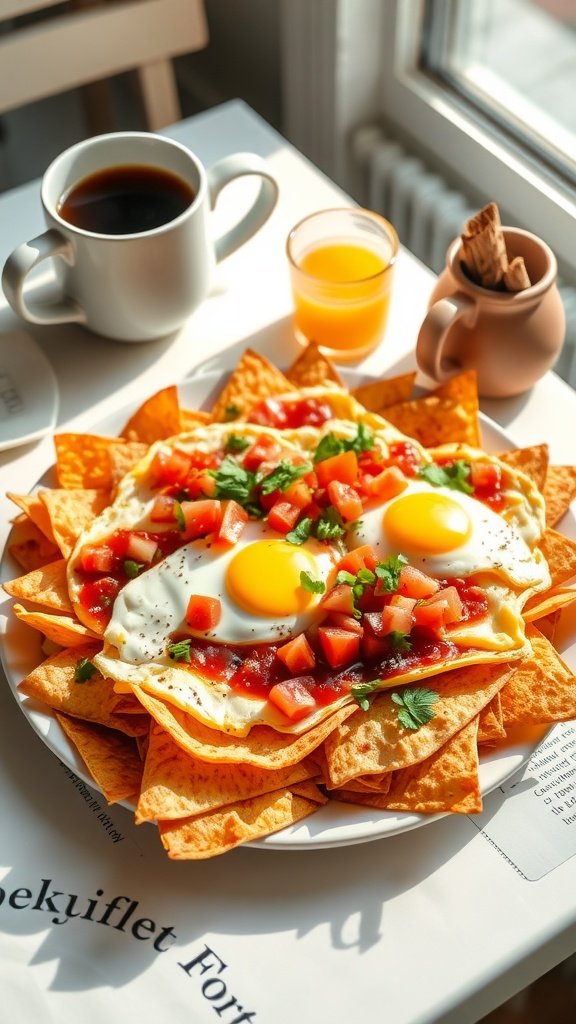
(377, 0), (576, 275)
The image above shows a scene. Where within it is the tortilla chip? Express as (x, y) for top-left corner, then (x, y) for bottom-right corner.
(383, 395), (480, 447)
(3, 558), (73, 613)
(523, 585), (576, 622)
(7, 518), (61, 572)
(500, 625), (576, 725)
(120, 385), (182, 444)
(56, 713), (143, 804)
(18, 643), (148, 736)
(12, 603), (99, 647)
(498, 444), (549, 491)
(335, 718), (482, 814)
(179, 408), (212, 431)
(108, 441), (148, 489)
(477, 694), (507, 745)
(136, 721), (319, 822)
(158, 786), (324, 859)
(38, 489), (111, 558)
(129, 685), (356, 769)
(285, 343), (344, 388)
(351, 371), (416, 412)
(210, 348), (296, 422)
(323, 662), (513, 788)
(543, 465), (576, 526)
(54, 434), (128, 489)
(536, 529), (576, 587)
(7, 492), (56, 542)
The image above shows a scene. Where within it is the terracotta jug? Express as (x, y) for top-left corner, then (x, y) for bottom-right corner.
(416, 227), (566, 398)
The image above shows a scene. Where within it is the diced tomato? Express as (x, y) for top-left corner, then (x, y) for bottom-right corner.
(381, 601), (414, 636)
(326, 612), (364, 636)
(327, 480), (363, 522)
(283, 479), (313, 509)
(320, 583), (357, 616)
(125, 533), (158, 564)
(336, 545), (379, 576)
(361, 630), (391, 661)
(318, 626), (361, 668)
(180, 499), (222, 539)
(186, 594), (222, 631)
(315, 449), (358, 487)
(150, 493), (179, 523)
(388, 441), (421, 477)
(413, 601), (445, 631)
(217, 500), (248, 544)
(149, 448), (192, 488)
(425, 585), (464, 625)
(185, 470), (218, 499)
(470, 460), (502, 490)
(243, 436), (282, 472)
(78, 544), (115, 574)
(268, 676), (317, 722)
(276, 633), (316, 673)
(397, 564), (440, 599)
(363, 465), (408, 501)
(267, 500), (301, 534)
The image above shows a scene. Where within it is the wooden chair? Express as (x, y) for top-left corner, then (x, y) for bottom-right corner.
(0, 0), (209, 133)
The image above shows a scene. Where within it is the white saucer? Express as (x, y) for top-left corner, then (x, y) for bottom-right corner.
(0, 330), (59, 451)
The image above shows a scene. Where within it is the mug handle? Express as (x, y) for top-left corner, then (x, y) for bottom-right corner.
(2, 228), (85, 326)
(207, 153), (279, 262)
(416, 292), (476, 381)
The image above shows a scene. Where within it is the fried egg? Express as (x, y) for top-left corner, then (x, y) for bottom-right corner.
(347, 479), (550, 592)
(105, 520), (337, 662)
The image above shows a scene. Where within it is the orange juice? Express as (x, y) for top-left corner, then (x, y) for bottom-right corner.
(287, 210), (398, 362)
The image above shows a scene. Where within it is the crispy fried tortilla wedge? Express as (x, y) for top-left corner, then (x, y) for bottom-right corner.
(18, 643), (149, 736)
(477, 694), (506, 745)
(210, 348), (296, 422)
(335, 718), (482, 814)
(3, 558), (73, 613)
(38, 488), (111, 558)
(7, 491), (56, 542)
(158, 785), (326, 860)
(382, 389), (480, 447)
(120, 385), (182, 444)
(129, 685), (357, 768)
(500, 624), (576, 726)
(12, 603), (99, 647)
(54, 433), (130, 490)
(179, 408), (212, 431)
(523, 585), (576, 622)
(351, 371), (416, 412)
(56, 713), (143, 804)
(7, 517), (61, 572)
(136, 721), (319, 823)
(108, 440), (148, 489)
(534, 528), (576, 588)
(543, 465), (576, 526)
(286, 342), (344, 388)
(498, 444), (549, 492)
(323, 662), (513, 788)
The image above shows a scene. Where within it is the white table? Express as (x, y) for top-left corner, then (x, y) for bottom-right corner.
(1, 99), (576, 1024)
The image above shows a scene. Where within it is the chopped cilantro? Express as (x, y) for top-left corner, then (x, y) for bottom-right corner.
(391, 687), (439, 730)
(173, 500), (186, 531)
(387, 630), (413, 653)
(225, 433), (251, 454)
(260, 459), (312, 496)
(124, 559), (144, 578)
(168, 639), (192, 663)
(374, 553), (408, 592)
(299, 570), (326, 594)
(74, 657), (96, 683)
(315, 505), (345, 540)
(210, 456), (259, 507)
(313, 422), (374, 463)
(419, 460), (473, 494)
(285, 517), (313, 546)
(223, 404), (241, 422)
(350, 678), (381, 711)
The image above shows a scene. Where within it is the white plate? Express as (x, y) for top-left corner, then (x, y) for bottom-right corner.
(0, 369), (569, 850)
(0, 331), (59, 451)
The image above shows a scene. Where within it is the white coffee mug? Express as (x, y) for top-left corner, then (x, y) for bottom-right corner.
(1, 132), (279, 342)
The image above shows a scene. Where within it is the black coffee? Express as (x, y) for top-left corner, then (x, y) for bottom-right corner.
(58, 164), (195, 235)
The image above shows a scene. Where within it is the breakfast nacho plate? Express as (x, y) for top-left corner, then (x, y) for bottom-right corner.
(2, 344), (576, 857)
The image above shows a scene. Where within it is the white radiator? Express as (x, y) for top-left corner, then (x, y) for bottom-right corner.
(351, 124), (576, 389)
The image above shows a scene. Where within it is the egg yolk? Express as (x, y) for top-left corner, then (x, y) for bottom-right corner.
(383, 492), (472, 554)
(226, 540), (321, 617)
